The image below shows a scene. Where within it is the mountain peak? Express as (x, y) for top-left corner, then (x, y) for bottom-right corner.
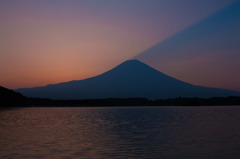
(102, 59), (161, 78)
(118, 59), (146, 67)
(113, 59), (157, 71)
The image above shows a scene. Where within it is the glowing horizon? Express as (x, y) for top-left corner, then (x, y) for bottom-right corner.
(0, 0), (238, 90)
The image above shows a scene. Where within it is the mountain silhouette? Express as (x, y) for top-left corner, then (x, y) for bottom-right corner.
(134, 2), (240, 91)
(0, 86), (26, 106)
(16, 60), (240, 100)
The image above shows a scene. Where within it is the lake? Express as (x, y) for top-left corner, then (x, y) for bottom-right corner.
(1, 106), (240, 159)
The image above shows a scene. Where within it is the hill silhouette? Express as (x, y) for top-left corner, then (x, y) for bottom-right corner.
(0, 86), (26, 106)
(16, 60), (240, 100)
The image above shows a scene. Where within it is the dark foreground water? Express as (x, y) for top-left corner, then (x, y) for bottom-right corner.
(1, 107), (240, 159)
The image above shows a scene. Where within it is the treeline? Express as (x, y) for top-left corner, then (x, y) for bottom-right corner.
(1, 96), (240, 107)
(2, 86), (240, 107)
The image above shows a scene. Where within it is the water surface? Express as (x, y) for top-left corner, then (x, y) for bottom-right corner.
(1, 106), (240, 159)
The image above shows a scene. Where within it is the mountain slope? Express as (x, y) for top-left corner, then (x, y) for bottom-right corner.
(16, 60), (240, 100)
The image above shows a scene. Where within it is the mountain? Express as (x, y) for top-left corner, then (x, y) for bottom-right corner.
(134, 2), (240, 91)
(16, 60), (240, 100)
(0, 86), (26, 106)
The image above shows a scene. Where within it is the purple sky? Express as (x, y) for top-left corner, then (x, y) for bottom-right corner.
(135, 1), (240, 91)
(0, 0), (238, 90)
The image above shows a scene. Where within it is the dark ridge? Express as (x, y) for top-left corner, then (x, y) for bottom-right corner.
(1, 85), (240, 108)
(26, 96), (240, 106)
(0, 86), (27, 107)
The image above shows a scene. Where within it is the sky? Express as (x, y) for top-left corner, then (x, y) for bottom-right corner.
(0, 0), (238, 90)
(135, 1), (240, 91)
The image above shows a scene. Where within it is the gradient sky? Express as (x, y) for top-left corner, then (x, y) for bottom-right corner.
(0, 0), (237, 89)
(135, 1), (240, 91)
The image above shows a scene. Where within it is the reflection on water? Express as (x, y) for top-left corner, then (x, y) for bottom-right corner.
(1, 107), (240, 159)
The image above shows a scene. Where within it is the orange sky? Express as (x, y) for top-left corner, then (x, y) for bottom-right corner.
(0, 0), (237, 89)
